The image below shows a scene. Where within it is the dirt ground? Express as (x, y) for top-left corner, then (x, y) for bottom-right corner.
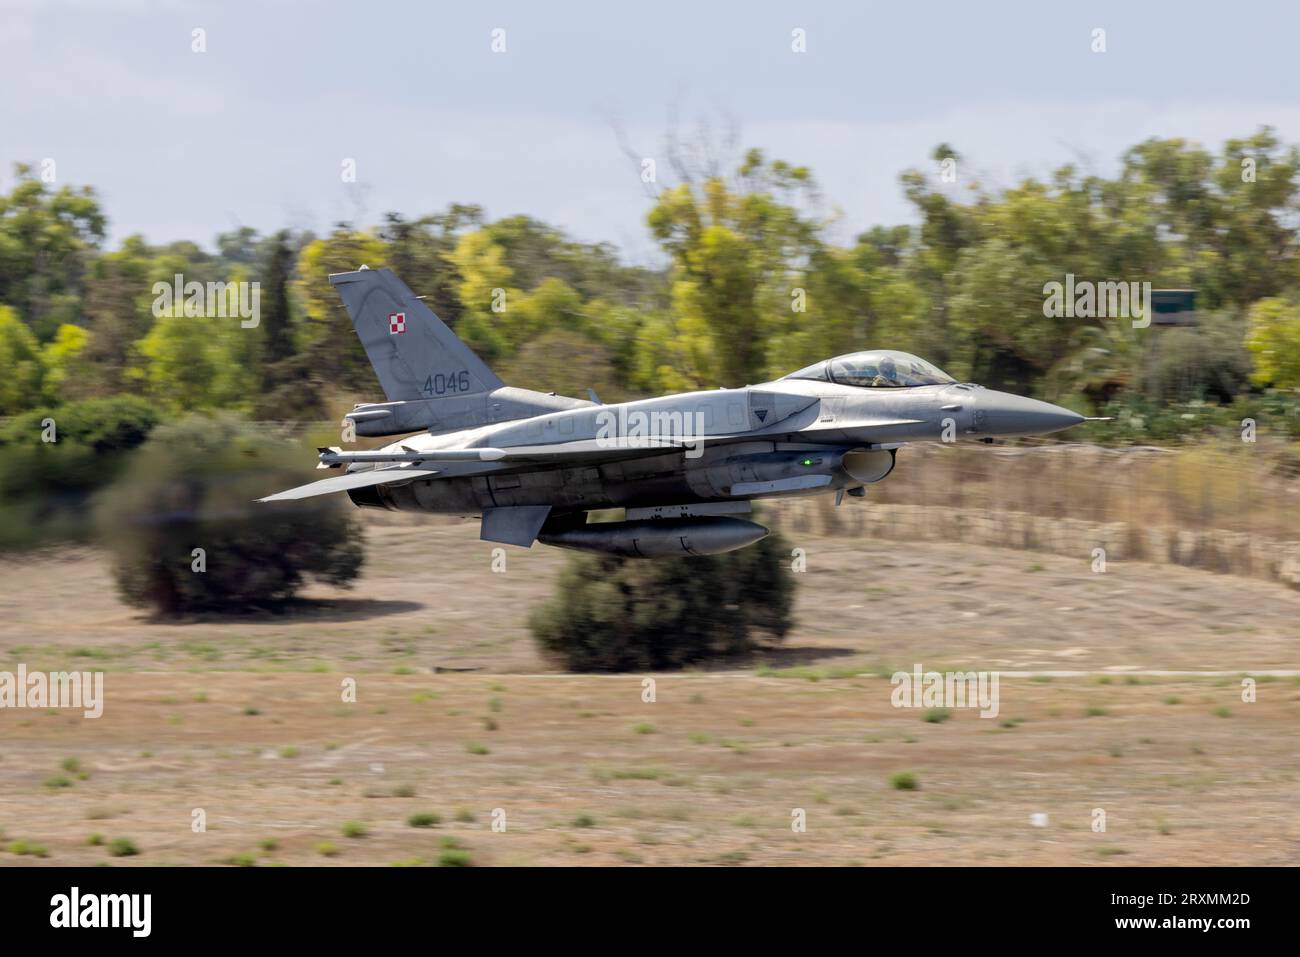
(1, 519), (1297, 866)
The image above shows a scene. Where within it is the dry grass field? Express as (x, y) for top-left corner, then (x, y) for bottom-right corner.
(1, 518), (1297, 866)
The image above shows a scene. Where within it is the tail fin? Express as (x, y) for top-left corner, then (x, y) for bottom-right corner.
(329, 267), (503, 402)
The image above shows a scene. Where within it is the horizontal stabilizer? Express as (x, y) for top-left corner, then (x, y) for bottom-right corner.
(258, 467), (440, 502)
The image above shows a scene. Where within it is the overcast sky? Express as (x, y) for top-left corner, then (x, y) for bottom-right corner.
(4, 0), (1299, 264)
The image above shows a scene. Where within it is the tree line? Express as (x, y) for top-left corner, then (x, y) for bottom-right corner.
(3, 129), (1299, 437)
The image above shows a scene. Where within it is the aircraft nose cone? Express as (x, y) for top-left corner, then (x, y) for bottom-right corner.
(980, 391), (1085, 436)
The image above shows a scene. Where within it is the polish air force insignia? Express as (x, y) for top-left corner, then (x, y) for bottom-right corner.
(388, 312), (406, 334)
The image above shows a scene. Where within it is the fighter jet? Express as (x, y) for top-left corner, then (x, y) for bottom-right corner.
(260, 267), (1087, 557)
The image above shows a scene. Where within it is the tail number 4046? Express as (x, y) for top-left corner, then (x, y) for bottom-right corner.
(423, 370), (471, 396)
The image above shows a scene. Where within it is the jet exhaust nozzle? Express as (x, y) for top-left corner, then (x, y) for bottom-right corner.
(538, 517), (769, 558)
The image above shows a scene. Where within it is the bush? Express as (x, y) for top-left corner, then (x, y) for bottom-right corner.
(529, 527), (794, 671)
(0, 396), (159, 549)
(107, 837), (139, 857)
(1139, 315), (1252, 404)
(889, 772), (919, 791)
(96, 413), (363, 615)
(1095, 390), (1300, 444)
(7, 840), (50, 858)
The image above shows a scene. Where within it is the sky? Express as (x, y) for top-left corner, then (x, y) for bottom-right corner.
(4, 0), (1300, 264)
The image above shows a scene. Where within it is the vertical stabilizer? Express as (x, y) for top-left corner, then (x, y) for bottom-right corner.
(329, 267), (503, 402)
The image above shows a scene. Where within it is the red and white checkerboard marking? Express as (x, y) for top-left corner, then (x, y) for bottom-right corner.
(388, 312), (406, 334)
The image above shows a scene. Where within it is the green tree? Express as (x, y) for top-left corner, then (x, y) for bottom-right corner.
(79, 237), (157, 396)
(295, 226), (388, 389)
(133, 268), (259, 412)
(253, 230), (327, 419)
(1124, 128), (1300, 307)
(40, 323), (92, 400)
(0, 163), (106, 340)
(647, 150), (821, 388)
(1246, 297), (1300, 389)
(498, 328), (620, 400)
(511, 277), (584, 347)
(0, 305), (46, 413)
(381, 206), (483, 332)
(259, 230), (296, 368)
(446, 228), (515, 361)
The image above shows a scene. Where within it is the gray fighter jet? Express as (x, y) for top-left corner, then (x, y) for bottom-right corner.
(261, 267), (1087, 557)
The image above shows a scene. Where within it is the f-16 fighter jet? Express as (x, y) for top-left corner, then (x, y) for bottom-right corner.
(261, 267), (1087, 557)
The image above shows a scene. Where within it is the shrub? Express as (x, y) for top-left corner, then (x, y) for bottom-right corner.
(407, 813), (440, 828)
(7, 840), (50, 858)
(96, 413), (363, 615)
(529, 527), (794, 671)
(0, 396), (159, 549)
(1141, 316), (1252, 403)
(890, 772), (919, 791)
(107, 837), (139, 857)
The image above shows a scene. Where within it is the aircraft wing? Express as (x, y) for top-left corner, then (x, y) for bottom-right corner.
(259, 440), (684, 503)
(314, 437), (691, 469)
(479, 437), (689, 462)
(258, 466), (441, 502)
(263, 422), (922, 503)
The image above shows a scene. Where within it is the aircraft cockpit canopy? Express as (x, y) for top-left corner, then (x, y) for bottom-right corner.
(784, 351), (955, 389)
